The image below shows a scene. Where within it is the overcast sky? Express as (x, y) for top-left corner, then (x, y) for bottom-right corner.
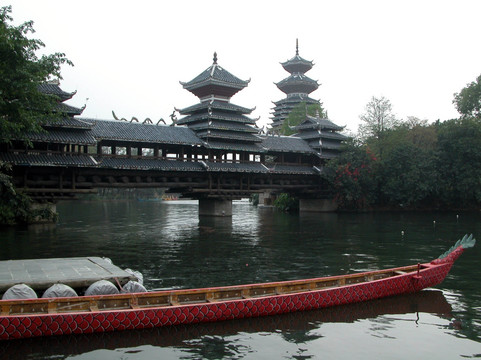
(7, 0), (481, 133)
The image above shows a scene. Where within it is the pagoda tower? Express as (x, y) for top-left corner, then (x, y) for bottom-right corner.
(38, 80), (85, 117)
(271, 40), (320, 130)
(295, 111), (348, 159)
(177, 53), (261, 159)
(33, 80), (94, 151)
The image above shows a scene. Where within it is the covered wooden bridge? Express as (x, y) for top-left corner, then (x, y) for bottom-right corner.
(0, 53), (347, 215)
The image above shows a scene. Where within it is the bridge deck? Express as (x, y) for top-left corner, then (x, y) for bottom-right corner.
(0, 257), (135, 293)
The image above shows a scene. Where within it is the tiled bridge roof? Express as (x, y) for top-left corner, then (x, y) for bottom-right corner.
(85, 119), (203, 146)
(0, 152), (97, 167)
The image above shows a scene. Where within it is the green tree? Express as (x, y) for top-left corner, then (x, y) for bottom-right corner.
(280, 102), (327, 136)
(326, 108), (481, 210)
(0, 5), (72, 144)
(402, 116), (437, 150)
(273, 193), (299, 212)
(374, 117), (439, 207)
(0, 6), (71, 224)
(453, 74), (481, 119)
(323, 139), (379, 209)
(0, 162), (56, 224)
(358, 96), (400, 144)
(436, 117), (481, 207)
(378, 143), (438, 208)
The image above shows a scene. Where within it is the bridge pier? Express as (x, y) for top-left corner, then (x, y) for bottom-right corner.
(258, 191), (276, 207)
(198, 199), (232, 217)
(299, 198), (338, 212)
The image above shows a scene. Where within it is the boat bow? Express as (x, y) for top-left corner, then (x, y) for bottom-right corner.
(431, 234), (476, 265)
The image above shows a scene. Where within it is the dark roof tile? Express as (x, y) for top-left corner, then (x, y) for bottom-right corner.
(281, 55), (314, 74)
(320, 132), (349, 140)
(296, 115), (344, 131)
(204, 141), (265, 153)
(181, 63), (249, 91)
(177, 100), (254, 115)
(204, 161), (268, 173)
(96, 157), (205, 172)
(266, 164), (317, 175)
(28, 129), (96, 145)
(38, 83), (75, 101)
(0, 152), (97, 167)
(177, 112), (256, 125)
(260, 135), (316, 154)
(56, 103), (84, 115)
(43, 117), (93, 129)
(276, 74), (319, 94)
(188, 120), (259, 133)
(84, 119), (204, 146)
(197, 130), (261, 142)
(272, 95), (319, 106)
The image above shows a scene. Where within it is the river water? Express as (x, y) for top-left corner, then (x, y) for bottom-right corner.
(1, 200), (480, 359)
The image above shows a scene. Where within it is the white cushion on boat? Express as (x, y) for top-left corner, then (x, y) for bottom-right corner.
(42, 283), (78, 298)
(2, 284), (38, 300)
(124, 268), (144, 285)
(121, 280), (147, 293)
(84, 280), (119, 296)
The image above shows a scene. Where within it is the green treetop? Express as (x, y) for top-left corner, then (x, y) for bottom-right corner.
(0, 5), (72, 144)
(280, 102), (327, 136)
(453, 74), (481, 119)
(0, 6), (71, 224)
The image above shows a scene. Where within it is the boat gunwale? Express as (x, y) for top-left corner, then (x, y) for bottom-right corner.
(0, 262), (436, 317)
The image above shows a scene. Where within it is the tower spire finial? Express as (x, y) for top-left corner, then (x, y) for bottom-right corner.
(296, 38), (299, 56)
(213, 52), (218, 64)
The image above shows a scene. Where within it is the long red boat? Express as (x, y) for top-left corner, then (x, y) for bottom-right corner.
(0, 234), (475, 340)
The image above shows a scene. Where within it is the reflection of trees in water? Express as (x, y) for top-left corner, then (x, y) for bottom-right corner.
(184, 335), (251, 360)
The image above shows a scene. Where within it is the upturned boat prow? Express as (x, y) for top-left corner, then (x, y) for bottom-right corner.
(0, 234), (475, 340)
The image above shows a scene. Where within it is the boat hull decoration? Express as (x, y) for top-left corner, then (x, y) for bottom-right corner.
(0, 235), (475, 340)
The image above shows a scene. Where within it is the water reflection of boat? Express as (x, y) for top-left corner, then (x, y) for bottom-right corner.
(0, 290), (451, 358)
(136, 197), (162, 202)
(161, 194), (178, 201)
(0, 235), (474, 340)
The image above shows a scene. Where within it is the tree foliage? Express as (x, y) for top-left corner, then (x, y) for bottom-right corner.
(378, 143), (438, 207)
(273, 193), (299, 212)
(0, 6), (70, 224)
(325, 81), (481, 210)
(453, 74), (481, 119)
(358, 96), (400, 142)
(280, 102), (327, 136)
(436, 117), (481, 206)
(0, 162), (56, 224)
(324, 139), (378, 209)
(0, 5), (72, 144)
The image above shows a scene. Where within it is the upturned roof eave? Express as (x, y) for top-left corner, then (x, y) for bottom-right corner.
(275, 76), (320, 88)
(280, 56), (314, 67)
(180, 61), (250, 91)
(180, 78), (249, 92)
(176, 100), (255, 115)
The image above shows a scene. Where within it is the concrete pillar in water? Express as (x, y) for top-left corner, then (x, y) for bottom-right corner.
(258, 191), (275, 207)
(299, 198), (338, 212)
(198, 199), (232, 217)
